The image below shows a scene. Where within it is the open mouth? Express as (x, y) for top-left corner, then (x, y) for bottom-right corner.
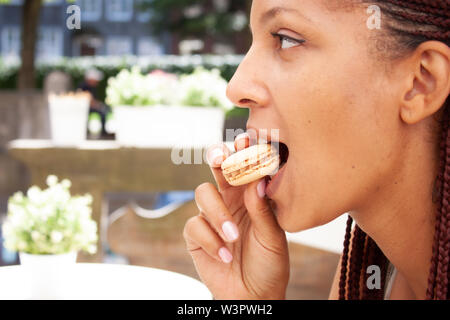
(278, 142), (289, 169)
(266, 141), (289, 184)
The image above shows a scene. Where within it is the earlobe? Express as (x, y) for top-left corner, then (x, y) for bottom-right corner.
(400, 41), (450, 125)
(400, 98), (423, 124)
(400, 103), (420, 124)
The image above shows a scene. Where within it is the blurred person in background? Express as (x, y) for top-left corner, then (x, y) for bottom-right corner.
(78, 69), (111, 137)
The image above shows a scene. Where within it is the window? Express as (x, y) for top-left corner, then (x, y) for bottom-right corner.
(1, 26), (21, 58)
(106, 37), (132, 56)
(106, 0), (133, 22)
(77, 0), (102, 21)
(36, 27), (63, 59)
(137, 37), (163, 56)
(73, 36), (103, 56)
(1, 27), (63, 60)
(136, 0), (152, 22)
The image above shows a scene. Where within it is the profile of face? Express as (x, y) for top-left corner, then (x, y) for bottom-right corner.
(226, 0), (411, 232)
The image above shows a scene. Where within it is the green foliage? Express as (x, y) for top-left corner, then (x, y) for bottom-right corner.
(139, 0), (250, 37)
(1, 55), (240, 94)
(0, 55), (247, 118)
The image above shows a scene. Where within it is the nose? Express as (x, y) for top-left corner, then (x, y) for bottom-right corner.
(226, 49), (270, 110)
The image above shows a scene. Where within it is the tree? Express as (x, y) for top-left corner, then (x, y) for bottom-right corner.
(17, 0), (42, 90)
(138, 0), (252, 54)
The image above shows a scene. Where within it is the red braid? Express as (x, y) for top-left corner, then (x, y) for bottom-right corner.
(433, 99), (450, 299)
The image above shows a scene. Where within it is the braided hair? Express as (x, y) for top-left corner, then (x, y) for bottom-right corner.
(338, 0), (450, 300)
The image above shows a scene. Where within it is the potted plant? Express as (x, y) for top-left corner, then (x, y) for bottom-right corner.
(1, 175), (98, 299)
(106, 66), (234, 148)
(48, 92), (91, 145)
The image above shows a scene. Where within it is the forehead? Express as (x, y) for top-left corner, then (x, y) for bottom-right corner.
(250, 0), (363, 25)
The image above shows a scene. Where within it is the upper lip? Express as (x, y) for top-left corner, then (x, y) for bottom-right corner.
(245, 125), (289, 165)
(245, 125), (284, 145)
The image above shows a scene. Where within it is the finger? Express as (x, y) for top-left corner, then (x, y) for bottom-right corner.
(195, 182), (240, 243)
(206, 143), (232, 191)
(245, 129), (259, 146)
(234, 132), (250, 152)
(244, 179), (284, 242)
(183, 215), (233, 264)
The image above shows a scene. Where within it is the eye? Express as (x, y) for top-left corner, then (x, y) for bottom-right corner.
(271, 32), (305, 49)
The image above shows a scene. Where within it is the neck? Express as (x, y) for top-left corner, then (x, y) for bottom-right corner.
(350, 125), (440, 300)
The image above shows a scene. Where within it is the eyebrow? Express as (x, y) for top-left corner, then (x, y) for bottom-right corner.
(250, 6), (314, 33)
(260, 7), (312, 24)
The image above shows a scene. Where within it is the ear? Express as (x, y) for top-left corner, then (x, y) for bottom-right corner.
(400, 41), (450, 125)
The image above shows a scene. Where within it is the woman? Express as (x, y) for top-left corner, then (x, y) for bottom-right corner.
(183, 0), (450, 300)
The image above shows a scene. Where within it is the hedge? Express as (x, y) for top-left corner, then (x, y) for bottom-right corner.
(0, 55), (249, 118)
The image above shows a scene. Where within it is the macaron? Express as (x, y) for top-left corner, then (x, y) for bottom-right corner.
(221, 144), (280, 186)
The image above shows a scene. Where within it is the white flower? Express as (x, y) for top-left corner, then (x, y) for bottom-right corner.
(61, 179), (72, 189)
(178, 67), (233, 110)
(41, 204), (54, 218)
(31, 231), (41, 241)
(79, 206), (92, 219)
(50, 185), (70, 204)
(46, 175), (58, 187)
(17, 241), (27, 251)
(2, 222), (12, 237)
(87, 244), (97, 254)
(11, 191), (24, 203)
(27, 186), (42, 204)
(8, 202), (25, 217)
(26, 204), (40, 217)
(8, 205), (26, 227)
(84, 194), (93, 205)
(51, 231), (63, 243)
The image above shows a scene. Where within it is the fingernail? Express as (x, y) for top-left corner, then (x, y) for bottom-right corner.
(235, 133), (250, 150)
(222, 221), (239, 241)
(208, 148), (224, 166)
(218, 247), (233, 263)
(236, 132), (249, 140)
(257, 179), (266, 199)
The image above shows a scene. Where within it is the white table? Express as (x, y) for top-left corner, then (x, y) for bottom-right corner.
(0, 263), (212, 300)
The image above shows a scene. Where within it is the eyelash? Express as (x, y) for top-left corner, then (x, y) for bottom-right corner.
(270, 32), (306, 49)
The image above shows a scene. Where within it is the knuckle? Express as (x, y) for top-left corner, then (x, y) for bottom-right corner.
(183, 216), (200, 239)
(257, 202), (272, 216)
(195, 182), (214, 200)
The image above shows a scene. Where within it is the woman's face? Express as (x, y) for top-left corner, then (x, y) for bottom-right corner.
(226, 0), (407, 232)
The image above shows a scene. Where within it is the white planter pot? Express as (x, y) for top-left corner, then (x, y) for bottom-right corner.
(19, 251), (77, 299)
(49, 97), (90, 145)
(114, 105), (225, 148)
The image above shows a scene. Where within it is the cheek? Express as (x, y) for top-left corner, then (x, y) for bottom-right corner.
(271, 63), (400, 230)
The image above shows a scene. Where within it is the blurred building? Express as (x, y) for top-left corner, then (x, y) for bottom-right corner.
(0, 0), (169, 59)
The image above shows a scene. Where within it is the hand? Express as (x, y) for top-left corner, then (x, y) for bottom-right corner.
(183, 134), (290, 300)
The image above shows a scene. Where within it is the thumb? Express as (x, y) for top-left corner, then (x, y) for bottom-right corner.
(244, 179), (284, 242)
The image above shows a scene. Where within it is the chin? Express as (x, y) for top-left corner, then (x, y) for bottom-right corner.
(269, 201), (299, 233)
(272, 201), (324, 233)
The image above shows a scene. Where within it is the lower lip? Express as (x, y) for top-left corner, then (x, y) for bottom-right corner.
(266, 163), (287, 199)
